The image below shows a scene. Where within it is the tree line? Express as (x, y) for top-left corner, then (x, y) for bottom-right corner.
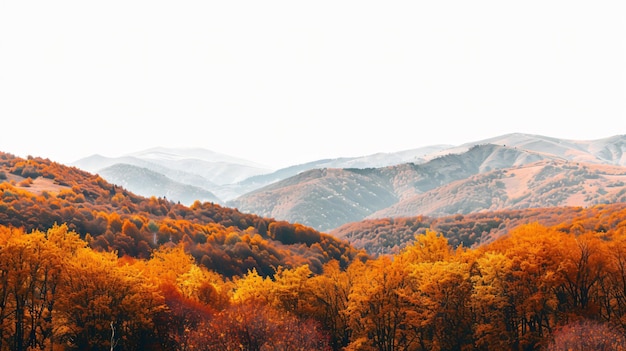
(2, 221), (626, 350)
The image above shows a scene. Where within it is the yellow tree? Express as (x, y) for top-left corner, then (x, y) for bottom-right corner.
(231, 268), (274, 306)
(56, 246), (163, 350)
(345, 256), (418, 351)
(0, 226), (66, 351)
(309, 260), (355, 349)
(0, 224), (86, 351)
(471, 251), (516, 350)
(485, 223), (566, 350)
(270, 265), (315, 316)
(602, 227), (626, 329)
(399, 230), (451, 264)
(555, 231), (608, 319)
(407, 257), (473, 351)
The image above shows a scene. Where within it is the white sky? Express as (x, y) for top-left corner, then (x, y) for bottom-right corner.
(1, 1), (625, 169)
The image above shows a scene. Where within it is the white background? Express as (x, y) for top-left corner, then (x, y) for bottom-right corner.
(1, 0), (624, 168)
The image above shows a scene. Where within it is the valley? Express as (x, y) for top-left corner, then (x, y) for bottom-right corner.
(2, 134), (626, 350)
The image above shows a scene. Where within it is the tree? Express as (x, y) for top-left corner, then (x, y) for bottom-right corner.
(345, 256), (417, 351)
(407, 258), (473, 351)
(56, 246), (163, 350)
(471, 252), (517, 350)
(484, 223), (566, 350)
(309, 260), (354, 349)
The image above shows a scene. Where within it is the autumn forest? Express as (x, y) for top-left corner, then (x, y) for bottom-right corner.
(3, 152), (626, 350)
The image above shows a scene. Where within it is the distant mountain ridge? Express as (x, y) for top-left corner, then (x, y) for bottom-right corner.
(230, 134), (626, 231)
(70, 134), (626, 232)
(71, 148), (272, 202)
(98, 164), (221, 204)
(368, 158), (626, 219)
(71, 144), (454, 203)
(432, 133), (626, 166)
(228, 143), (565, 230)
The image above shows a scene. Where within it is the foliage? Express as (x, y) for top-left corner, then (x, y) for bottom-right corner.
(546, 319), (626, 351)
(5, 152), (626, 350)
(332, 204), (626, 255)
(0, 152), (366, 278)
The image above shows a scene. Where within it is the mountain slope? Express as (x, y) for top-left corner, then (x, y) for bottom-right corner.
(229, 168), (399, 231)
(229, 144), (559, 231)
(98, 163), (221, 205)
(231, 144), (453, 197)
(0, 152), (364, 277)
(331, 203), (626, 255)
(428, 133), (626, 166)
(369, 159), (626, 219)
(71, 147), (274, 203)
(73, 147), (272, 185)
(230, 135), (626, 232)
(69, 134), (626, 231)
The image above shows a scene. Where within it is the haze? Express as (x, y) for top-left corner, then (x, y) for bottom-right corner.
(1, 1), (624, 169)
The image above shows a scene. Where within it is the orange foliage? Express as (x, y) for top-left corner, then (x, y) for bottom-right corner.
(6, 151), (626, 350)
(0, 152), (365, 278)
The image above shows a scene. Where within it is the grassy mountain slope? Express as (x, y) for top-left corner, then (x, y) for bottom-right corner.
(229, 144), (558, 231)
(370, 159), (626, 219)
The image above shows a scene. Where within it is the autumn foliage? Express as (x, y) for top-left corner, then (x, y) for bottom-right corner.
(0, 152), (365, 278)
(4, 152), (626, 350)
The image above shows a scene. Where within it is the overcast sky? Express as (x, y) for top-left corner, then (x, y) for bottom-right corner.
(1, 1), (624, 169)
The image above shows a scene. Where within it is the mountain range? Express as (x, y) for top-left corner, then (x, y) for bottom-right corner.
(71, 133), (626, 232)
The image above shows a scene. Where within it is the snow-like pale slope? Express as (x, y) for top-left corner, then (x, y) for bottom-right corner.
(72, 148), (272, 187)
(68, 133), (625, 207)
(423, 133), (626, 166)
(128, 146), (270, 169)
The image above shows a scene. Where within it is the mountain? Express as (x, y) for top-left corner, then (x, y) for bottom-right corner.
(71, 145), (453, 204)
(331, 203), (626, 255)
(228, 167), (399, 232)
(69, 134), (626, 231)
(230, 144), (453, 197)
(97, 163), (221, 204)
(126, 147), (272, 185)
(71, 147), (273, 203)
(428, 133), (626, 166)
(368, 159), (626, 219)
(0, 151), (364, 277)
(228, 144), (561, 231)
(229, 135), (626, 232)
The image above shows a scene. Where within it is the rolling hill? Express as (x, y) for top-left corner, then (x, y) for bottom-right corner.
(68, 134), (626, 234)
(229, 134), (626, 232)
(330, 203), (626, 255)
(71, 147), (272, 203)
(98, 163), (222, 204)
(369, 159), (626, 219)
(71, 144), (453, 204)
(227, 143), (559, 231)
(0, 152), (364, 277)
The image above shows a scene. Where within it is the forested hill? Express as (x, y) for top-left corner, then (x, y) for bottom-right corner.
(331, 203), (626, 255)
(5, 151), (626, 350)
(0, 152), (366, 277)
